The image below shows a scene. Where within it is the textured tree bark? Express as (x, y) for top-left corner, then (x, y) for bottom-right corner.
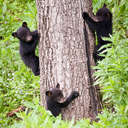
(36, 0), (100, 120)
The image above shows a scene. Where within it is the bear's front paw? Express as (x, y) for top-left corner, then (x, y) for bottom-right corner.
(82, 12), (89, 20)
(71, 91), (79, 99)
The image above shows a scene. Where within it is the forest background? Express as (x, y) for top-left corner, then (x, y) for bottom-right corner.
(0, 0), (128, 127)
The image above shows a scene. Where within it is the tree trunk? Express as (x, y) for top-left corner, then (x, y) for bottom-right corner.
(36, 0), (100, 120)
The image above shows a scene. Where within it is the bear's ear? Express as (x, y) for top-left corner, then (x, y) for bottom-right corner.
(56, 83), (60, 88)
(12, 32), (17, 37)
(22, 22), (27, 27)
(103, 4), (107, 7)
(46, 91), (52, 96)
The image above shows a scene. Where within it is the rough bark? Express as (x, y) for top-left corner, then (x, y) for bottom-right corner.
(36, 0), (100, 120)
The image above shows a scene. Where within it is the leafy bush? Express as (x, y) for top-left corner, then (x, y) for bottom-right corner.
(92, 0), (128, 127)
(0, 0), (39, 127)
(10, 98), (83, 128)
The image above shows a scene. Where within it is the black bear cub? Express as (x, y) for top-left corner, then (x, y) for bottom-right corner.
(12, 22), (40, 76)
(82, 4), (112, 63)
(46, 83), (79, 117)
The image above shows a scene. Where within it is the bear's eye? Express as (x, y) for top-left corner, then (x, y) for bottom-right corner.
(58, 92), (63, 97)
(58, 92), (61, 95)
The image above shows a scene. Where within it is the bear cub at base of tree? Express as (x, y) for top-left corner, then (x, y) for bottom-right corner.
(82, 4), (112, 63)
(45, 83), (79, 117)
(12, 22), (40, 76)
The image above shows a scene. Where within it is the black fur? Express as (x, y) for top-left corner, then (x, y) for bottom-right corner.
(82, 4), (112, 63)
(12, 22), (40, 76)
(46, 83), (79, 117)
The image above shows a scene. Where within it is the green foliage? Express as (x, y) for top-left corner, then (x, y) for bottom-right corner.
(94, 32), (128, 105)
(0, 0), (128, 127)
(10, 97), (91, 128)
(0, 0), (39, 127)
(92, 0), (128, 127)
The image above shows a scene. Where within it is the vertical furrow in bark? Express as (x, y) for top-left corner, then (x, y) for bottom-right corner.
(82, 0), (100, 119)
